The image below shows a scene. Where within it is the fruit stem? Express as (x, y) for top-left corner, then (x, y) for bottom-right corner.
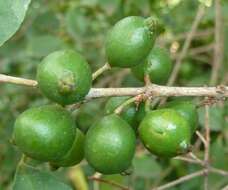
(144, 74), (152, 113)
(92, 62), (111, 81)
(114, 95), (141, 115)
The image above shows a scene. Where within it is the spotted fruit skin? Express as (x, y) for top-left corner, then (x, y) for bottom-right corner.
(139, 109), (191, 157)
(13, 105), (76, 162)
(105, 16), (156, 68)
(131, 47), (172, 84)
(163, 100), (198, 134)
(51, 129), (85, 167)
(85, 114), (136, 174)
(37, 50), (92, 105)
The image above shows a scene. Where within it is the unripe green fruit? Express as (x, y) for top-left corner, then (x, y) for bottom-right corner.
(37, 50), (92, 105)
(85, 114), (136, 174)
(163, 100), (198, 134)
(51, 129), (84, 167)
(13, 105), (75, 162)
(139, 109), (191, 157)
(131, 47), (172, 84)
(104, 96), (137, 128)
(179, 61), (195, 80)
(105, 16), (156, 68)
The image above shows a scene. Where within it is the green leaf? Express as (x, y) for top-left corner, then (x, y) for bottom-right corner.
(198, 105), (225, 131)
(13, 164), (73, 190)
(26, 35), (66, 57)
(0, 0), (31, 46)
(133, 154), (161, 179)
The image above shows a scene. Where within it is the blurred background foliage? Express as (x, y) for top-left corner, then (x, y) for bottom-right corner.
(0, 0), (227, 189)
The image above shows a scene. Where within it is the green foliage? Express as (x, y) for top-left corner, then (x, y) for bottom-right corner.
(0, 0), (31, 46)
(0, 0), (227, 189)
(13, 164), (72, 190)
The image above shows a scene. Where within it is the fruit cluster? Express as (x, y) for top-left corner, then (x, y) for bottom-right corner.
(12, 16), (198, 175)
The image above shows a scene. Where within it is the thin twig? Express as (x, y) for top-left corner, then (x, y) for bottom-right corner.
(89, 176), (130, 190)
(210, 167), (228, 176)
(92, 63), (111, 81)
(152, 170), (206, 190)
(188, 152), (204, 165)
(114, 95), (142, 114)
(167, 4), (206, 86)
(196, 130), (207, 147)
(0, 74), (227, 99)
(171, 43), (214, 60)
(0, 74), (38, 87)
(173, 155), (228, 177)
(173, 156), (203, 165)
(204, 103), (210, 190)
(85, 85), (228, 100)
(221, 185), (228, 190)
(158, 28), (214, 44)
(210, 0), (223, 85)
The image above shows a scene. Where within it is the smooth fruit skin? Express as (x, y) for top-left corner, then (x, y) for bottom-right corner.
(13, 105), (75, 162)
(37, 50), (92, 105)
(85, 114), (136, 174)
(104, 96), (137, 128)
(139, 109), (191, 157)
(105, 16), (156, 68)
(163, 100), (198, 134)
(51, 129), (85, 167)
(131, 47), (172, 84)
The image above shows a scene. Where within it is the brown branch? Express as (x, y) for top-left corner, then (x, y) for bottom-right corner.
(88, 176), (130, 190)
(0, 74), (227, 99)
(158, 28), (214, 45)
(171, 44), (214, 60)
(221, 185), (228, 190)
(196, 130), (207, 147)
(0, 74), (38, 87)
(152, 170), (206, 190)
(204, 103), (210, 190)
(85, 85), (228, 99)
(167, 4), (206, 86)
(210, 167), (228, 176)
(210, 0), (223, 85)
(173, 156), (203, 165)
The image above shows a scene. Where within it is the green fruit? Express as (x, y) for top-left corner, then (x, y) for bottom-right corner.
(135, 103), (146, 125)
(139, 109), (191, 157)
(105, 16), (156, 68)
(163, 100), (198, 134)
(13, 105), (75, 162)
(85, 114), (136, 174)
(104, 96), (137, 128)
(131, 47), (172, 84)
(37, 50), (92, 105)
(76, 101), (103, 133)
(179, 61), (195, 80)
(51, 129), (84, 167)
